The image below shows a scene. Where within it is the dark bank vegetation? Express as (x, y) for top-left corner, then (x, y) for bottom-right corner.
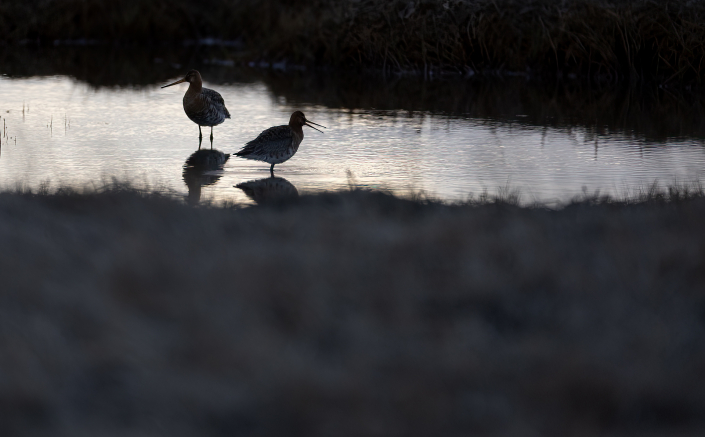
(1, 183), (705, 436)
(2, 0), (705, 82)
(3, 45), (705, 143)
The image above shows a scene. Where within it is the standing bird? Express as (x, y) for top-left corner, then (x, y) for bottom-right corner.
(235, 111), (325, 175)
(161, 70), (230, 142)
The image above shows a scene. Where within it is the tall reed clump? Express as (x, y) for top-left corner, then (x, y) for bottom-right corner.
(2, 0), (705, 82)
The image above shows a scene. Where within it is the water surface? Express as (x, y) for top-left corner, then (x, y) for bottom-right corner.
(1, 49), (704, 204)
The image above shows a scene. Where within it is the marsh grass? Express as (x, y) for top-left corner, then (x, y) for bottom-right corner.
(3, 0), (705, 82)
(1, 183), (705, 436)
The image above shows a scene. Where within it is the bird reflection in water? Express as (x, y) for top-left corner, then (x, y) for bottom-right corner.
(235, 176), (299, 205)
(183, 148), (230, 205)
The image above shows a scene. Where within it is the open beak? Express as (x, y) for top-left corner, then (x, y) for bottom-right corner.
(305, 120), (326, 133)
(161, 77), (187, 88)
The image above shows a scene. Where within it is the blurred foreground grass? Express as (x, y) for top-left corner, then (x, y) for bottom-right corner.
(3, 0), (705, 82)
(0, 184), (704, 435)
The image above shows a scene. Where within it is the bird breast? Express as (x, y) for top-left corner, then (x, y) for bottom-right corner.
(183, 93), (205, 113)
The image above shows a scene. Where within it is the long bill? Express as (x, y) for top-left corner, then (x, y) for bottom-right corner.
(161, 77), (187, 88)
(305, 121), (326, 133)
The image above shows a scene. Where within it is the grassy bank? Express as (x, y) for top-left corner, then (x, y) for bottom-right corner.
(2, 0), (705, 82)
(1, 185), (705, 436)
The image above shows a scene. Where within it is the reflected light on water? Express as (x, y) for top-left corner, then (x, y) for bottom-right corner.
(1, 75), (704, 205)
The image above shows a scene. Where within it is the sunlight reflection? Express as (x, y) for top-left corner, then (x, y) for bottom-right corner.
(0, 75), (704, 205)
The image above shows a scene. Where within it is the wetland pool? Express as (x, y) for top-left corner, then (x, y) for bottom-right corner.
(1, 50), (704, 205)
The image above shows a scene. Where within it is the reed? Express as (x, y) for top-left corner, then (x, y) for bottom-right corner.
(3, 0), (705, 82)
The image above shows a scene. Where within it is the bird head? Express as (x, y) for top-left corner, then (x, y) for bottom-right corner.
(161, 70), (202, 88)
(290, 111), (326, 133)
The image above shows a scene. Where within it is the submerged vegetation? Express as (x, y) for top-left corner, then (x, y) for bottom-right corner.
(2, 0), (705, 82)
(1, 184), (705, 435)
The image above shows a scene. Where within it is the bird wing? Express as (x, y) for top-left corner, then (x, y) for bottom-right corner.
(201, 88), (230, 118)
(236, 125), (293, 157)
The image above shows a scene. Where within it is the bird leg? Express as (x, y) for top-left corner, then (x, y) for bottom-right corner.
(198, 125), (203, 139)
(198, 136), (203, 150)
(270, 164), (275, 176)
(210, 127), (214, 141)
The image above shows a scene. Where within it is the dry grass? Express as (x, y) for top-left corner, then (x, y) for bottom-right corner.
(2, 0), (705, 82)
(1, 184), (705, 436)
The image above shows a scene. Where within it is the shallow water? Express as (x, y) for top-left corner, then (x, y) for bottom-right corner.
(1, 49), (705, 205)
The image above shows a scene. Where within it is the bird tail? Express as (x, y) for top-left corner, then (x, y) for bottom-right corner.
(235, 144), (255, 157)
